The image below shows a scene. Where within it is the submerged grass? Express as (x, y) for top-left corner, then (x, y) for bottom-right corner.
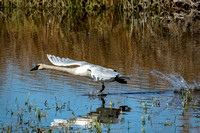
(1, 92), (200, 132)
(1, 93), (49, 132)
(164, 115), (177, 126)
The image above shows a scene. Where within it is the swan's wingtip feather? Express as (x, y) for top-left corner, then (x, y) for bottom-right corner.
(47, 54), (52, 57)
(47, 54), (59, 65)
(47, 54), (54, 60)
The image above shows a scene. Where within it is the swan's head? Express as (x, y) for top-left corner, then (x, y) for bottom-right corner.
(30, 64), (44, 71)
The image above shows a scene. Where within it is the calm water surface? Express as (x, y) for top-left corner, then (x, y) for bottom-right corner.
(0, 9), (200, 132)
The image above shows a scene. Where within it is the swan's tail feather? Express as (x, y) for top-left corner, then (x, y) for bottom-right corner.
(115, 78), (127, 84)
(115, 75), (130, 84)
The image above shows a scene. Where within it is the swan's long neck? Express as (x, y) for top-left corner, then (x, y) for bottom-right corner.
(41, 64), (91, 77)
(43, 64), (77, 74)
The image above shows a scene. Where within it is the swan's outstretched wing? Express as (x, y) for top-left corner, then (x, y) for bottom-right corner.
(47, 54), (87, 66)
(90, 66), (130, 82)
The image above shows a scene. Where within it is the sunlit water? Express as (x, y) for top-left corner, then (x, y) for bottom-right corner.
(0, 9), (200, 132)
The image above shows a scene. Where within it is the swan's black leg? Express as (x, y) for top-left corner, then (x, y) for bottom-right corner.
(99, 84), (105, 92)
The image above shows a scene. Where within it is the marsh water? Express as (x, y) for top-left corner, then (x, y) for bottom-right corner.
(0, 9), (200, 132)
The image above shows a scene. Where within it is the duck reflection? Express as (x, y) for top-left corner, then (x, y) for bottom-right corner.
(50, 98), (131, 129)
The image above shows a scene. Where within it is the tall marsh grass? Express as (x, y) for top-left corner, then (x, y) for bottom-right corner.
(1, 0), (198, 22)
(0, 0), (173, 13)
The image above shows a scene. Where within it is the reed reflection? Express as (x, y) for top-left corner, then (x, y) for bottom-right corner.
(0, 9), (199, 80)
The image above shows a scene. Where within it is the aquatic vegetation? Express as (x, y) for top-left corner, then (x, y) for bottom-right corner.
(1, 89), (200, 132)
(94, 118), (102, 133)
(141, 128), (146, 133)
(181, 89), (196, 116)
(10, 105), (13, 117)
(0, 93), (50, 132)
(142, 101), (148, 114)
(141, 116), (146, 126)
(110, 98), (113, 109)
(164, 115), (176, 126)
(25, 93), (30, 106)
(120, 107), (124, 122)
(55, 97), (66, 112)
(164, 120), (172, 126)
(182, 90), (192, 106)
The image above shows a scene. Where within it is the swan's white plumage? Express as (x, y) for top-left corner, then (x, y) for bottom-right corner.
(47, 54), (125, 82)
(30, 54), (129, 92)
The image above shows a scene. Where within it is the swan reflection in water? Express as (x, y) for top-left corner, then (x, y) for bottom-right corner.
(50, 98), (131, 130)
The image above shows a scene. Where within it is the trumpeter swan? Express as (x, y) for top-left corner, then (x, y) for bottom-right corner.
(30, 54), (130, 93)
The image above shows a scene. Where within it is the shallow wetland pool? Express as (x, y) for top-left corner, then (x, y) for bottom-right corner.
(0, 8), (200, 132)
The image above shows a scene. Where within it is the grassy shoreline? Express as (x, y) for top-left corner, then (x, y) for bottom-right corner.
(0, 0), (199, 12)
(1, 0), (199, 25)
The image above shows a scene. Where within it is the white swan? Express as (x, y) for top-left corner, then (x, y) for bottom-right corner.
(30, 54), (130, 93)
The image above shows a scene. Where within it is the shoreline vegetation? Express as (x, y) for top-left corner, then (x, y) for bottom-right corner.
(0, 0), (199, 10)
(0, 0), (199, 20)
(0, 0), (199, 37)
(0, 1), (199, 72)
(0, 1), (199, 77)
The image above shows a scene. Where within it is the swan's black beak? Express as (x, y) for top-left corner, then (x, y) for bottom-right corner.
(30, 65), (40, 71)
